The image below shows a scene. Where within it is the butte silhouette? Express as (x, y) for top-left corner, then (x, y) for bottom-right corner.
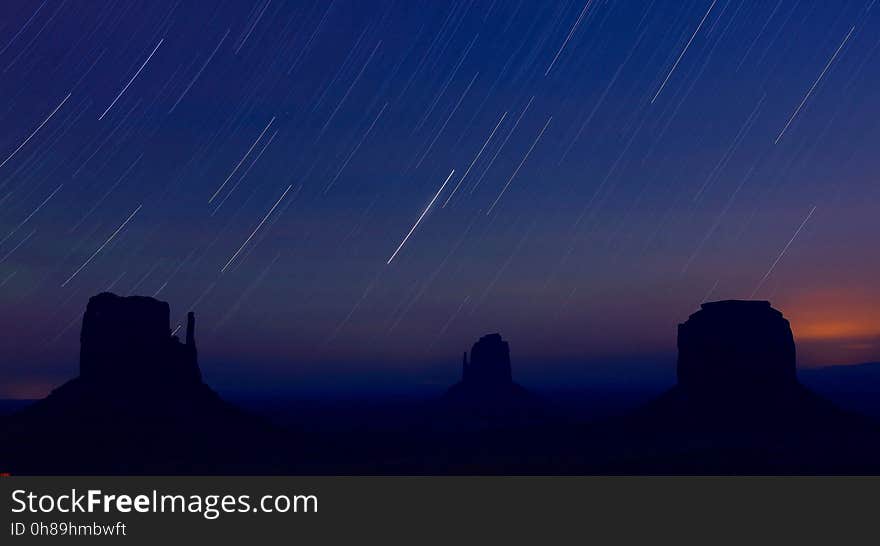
(0, 292), (287, 474)
(436, 300), (880, 475)
(603, 300), (880, 473)
(437, 333), (546, 428)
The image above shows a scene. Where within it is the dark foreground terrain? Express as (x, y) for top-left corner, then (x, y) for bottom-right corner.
(3, 293), (880, 475)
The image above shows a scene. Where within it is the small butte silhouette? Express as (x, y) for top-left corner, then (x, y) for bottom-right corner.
(437, 333), (546, 428)
(3, 294), (880, 474)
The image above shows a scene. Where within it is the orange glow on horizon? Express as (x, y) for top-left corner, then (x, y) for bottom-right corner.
(795, 321), (880, 340)
(0, 380), (54, 400)
(779, 289), (880, 366)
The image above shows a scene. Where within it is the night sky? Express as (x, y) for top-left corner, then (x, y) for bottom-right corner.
(3, 0), (880, 398)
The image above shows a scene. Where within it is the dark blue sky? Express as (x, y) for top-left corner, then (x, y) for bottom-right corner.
(2, 0), (880, 397)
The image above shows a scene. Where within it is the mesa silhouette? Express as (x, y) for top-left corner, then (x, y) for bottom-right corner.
(594, 300), (880, 473)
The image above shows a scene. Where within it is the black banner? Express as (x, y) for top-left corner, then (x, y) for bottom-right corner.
(1, 476), (876, 544)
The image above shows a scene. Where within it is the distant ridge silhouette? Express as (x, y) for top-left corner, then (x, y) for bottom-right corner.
(800, 361), (880, 419)
(0, 293), (287, 474)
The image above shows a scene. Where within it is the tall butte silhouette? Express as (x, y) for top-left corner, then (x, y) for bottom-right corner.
(0, 292), (287, 474)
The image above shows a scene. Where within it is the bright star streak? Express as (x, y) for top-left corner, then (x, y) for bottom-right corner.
(443, 111), (507, 207)
(0, 93), (70, 171)
(62, 204), (143, 287)
(209, 116), (276, 203)
(774, 26), (855, 144)
(387, 169), (454, 265)
(650, 0), (717, 104)
(98, 38), (164, 120)
(545, 0), (594, 76)
(486, 116), (552, 215)
(750, 206), (817, 298)
(221, 184), (293, 272)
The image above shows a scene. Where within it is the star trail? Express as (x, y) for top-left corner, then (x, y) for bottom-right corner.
(2, 0), (880, 398)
